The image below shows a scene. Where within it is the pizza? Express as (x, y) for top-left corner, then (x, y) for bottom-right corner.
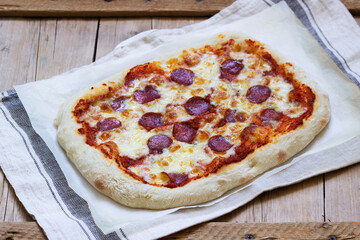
(55, 33), (330, 209)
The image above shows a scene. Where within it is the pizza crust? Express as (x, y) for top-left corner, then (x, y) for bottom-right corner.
(55, 33), (330, 209)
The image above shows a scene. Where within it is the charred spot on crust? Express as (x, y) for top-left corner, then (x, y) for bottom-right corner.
(94, 177), (106, 190)
(277, 150), (287, 163)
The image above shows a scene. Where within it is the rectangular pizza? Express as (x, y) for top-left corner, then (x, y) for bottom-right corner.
(55, 33), (330, 209)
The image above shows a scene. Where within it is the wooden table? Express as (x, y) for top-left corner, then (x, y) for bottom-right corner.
(0, 2), (360, 239)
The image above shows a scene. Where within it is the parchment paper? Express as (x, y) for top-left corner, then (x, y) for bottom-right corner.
(14, 1), (360, 234)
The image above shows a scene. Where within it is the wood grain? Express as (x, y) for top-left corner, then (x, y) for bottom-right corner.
(325, 164), (360, 222)
(0, 0), (235, 17)
(164, 222), (360, 240)
(0, 19), (39, 92)
(0, 222), (46, 240)
(0, 0), (358, 17)
(260, 176), (324, 222)
(217, 177), (324, 223)
(36, 18), (99, 80)
(1, 222), (359, 240)
(96, 18), (152, 60)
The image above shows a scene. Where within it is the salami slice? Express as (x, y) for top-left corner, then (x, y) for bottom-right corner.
(214, 109), (236, 128)
(110, 96), (127, 111)
(171, 68), (195, 85)
(220, 59), (244, 81)
(164, 173), (188, 187)
(147, 135), (173, 153)
(184, 97), (210, 116)
(224, 109), (236, 122)
(215, 109), (247, 128)
(134, 85), (160, 104)
(173, 123), (197, 143)
(97, 118), (121, 131)
(235, 112), (247, 122)
(246, 85), (271, 104)
(208, 135), (233, 152)
(260, 109), (283, 121)
(139, 112), (165, 131)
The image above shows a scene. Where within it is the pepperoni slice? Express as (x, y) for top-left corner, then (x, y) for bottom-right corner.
(134, 85), (160, 104)
(214, 109), (236, 128)
(120, 156), (144, 168)
(173, 123), (197, 143)
(184, 97), (210, 116)
(164, 172), (188, 187)
(124, 63), (164, 86)
(260, 109), (283, 121)
(220, 59), (244, 81)
(235, 112), (247, 122)
(110, 96), (127, 111)
(139, 112), (164, 131)
(147, 135), (173, 153)
(246, 85), (271, 104)
(97, 118), (121, 131)
(208, 135), (233, 152)
(170, 68), (195, 85)
(224, 109), (236, 122)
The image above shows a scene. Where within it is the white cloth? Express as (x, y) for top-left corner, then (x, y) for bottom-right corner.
(1, 0), (360, 239)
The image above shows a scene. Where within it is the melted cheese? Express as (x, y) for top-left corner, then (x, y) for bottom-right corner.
(80, 38), (309, 186)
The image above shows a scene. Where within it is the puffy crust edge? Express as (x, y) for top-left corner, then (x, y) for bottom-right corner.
(56, 33), (330, 209)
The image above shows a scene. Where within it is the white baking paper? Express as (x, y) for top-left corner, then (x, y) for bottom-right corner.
(14, 1), (360, 234)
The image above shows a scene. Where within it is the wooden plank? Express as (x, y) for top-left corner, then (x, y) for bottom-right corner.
(0, 222), (46, 240)
(1, 221), (359, 240)
(0, 0), (358, 17)
(0, 0), (235, 17)
(165, 222), (360, 239)
(260, 176), (324, 222)
(325, 164), (360, 222)
(0, 19), (39, 92)
(217, 177), (324, 223)
(96, 18), (152, 60)
(36, 18), (99, 80)
(216, 199), (263, 223)
(0, 19), (40, 222)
